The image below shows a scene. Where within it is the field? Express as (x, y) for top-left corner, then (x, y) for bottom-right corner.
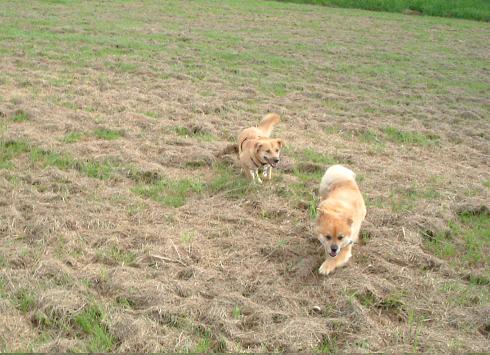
(1, 0), (489, 352)
(275, 0), (490, 21)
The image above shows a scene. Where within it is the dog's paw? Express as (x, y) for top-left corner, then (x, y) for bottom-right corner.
(319, 260), (336, 275)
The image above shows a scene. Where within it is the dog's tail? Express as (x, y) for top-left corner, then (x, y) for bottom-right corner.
(319, 165), (356, 198)
(216, 143), (239, 158)
(258, 113), (280, 137)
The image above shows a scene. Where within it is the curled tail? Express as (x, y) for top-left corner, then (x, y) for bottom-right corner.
(258, 113), (280, 137)
(319, 165), (356, 198)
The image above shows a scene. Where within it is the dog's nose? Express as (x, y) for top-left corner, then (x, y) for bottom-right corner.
(331, 245), (338, 253)
(273, 158), (279, 163)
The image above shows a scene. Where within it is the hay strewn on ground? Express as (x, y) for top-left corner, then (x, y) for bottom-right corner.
(0, 0), (489, 352)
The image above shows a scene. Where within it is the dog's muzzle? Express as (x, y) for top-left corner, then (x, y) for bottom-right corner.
(267, 158), (279, 167)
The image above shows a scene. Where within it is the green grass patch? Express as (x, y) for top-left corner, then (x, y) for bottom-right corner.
(93, 128), (124, 140)
(317, 335), (338, 353)
(295, 148), (338, 165)
(189, 326), (226, 353)
(97, 246), (137, 266)
(274, 0), (490, 21)
(440, 281), (489, 306)
(62, 131), (84, 143)
(232, 305), (241, 319)
(383, 127), (439, 146)
(30, 147), (77, 170)
(390, 185), (440, 212)
(74, 304), (115, 352)
(207, 163), (252, 199)
(424, 209), (490, 269)
(11, 110), (29, 122)
(13, 289), (36, 313)
(30, 147), (114, 179)
(133, 176), (204, 208)
(0, 139), (115, 178)
(0, 140), (30, 169)
(144, 111), (158, 119)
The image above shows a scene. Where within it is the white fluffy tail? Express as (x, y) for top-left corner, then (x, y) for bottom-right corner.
(319, 164), (356, 198)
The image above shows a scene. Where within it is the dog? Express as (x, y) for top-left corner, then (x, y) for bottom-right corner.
(316, 165), (366, 275)
(238, 113), (284, 183)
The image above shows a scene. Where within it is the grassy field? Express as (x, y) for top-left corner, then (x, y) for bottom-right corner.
(275, 0), (490, 21)
(1, 0), (489, 352)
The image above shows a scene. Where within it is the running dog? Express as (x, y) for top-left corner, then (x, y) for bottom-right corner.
(238, 113), (284, 183)
(316, 165), (366, 275)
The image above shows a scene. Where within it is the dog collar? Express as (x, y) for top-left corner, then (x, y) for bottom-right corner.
(239, 137), (250, 152)
(250, 155), (265, 168)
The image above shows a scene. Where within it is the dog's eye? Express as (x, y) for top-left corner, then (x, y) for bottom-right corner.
(275, 149), (279, 152)
(326, 235), (332, 240)
(266, 149), (271, 153)
(338, 235), (344, 240)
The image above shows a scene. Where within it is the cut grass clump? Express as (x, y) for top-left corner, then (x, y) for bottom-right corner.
(74, 304), (115, 352)
(133, 176), (204, 208)
(355, 290), (407, 320)
(93, 128), (124, 140)
(274, 0), (490, 22)
(175, 126), (215, 142)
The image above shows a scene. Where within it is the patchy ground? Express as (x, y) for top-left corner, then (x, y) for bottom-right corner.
(0, 0), (489, 352)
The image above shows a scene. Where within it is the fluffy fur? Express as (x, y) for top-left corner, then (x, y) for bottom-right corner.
(238, 113), (284, 183)
(316, 165), (366, 275)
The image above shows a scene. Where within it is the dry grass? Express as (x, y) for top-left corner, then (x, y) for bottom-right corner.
(0, 0), (489, 352)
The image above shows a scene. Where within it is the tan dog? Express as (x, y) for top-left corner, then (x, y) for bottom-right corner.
(238, 113), (284, 183)
(316, 165), (366, 275)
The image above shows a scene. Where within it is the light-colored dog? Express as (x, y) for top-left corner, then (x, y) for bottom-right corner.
(316, 165), (366, 275)
(238, 113), (284, 183)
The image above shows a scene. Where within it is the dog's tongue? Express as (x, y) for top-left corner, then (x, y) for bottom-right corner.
(329, 251), (337, 257)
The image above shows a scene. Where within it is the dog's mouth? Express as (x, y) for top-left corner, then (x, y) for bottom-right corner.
(265, 158), (279, 168)
(329, 251), (338, 257)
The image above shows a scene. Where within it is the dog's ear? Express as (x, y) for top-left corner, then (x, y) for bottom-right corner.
(317, 206), (327, 217)
(276, 139), (285, 148)
(254, 142), (263, 152)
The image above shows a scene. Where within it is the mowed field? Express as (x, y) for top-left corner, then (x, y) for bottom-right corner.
(1, 0), (489, 352)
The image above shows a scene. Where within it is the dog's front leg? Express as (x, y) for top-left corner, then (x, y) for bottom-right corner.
(249, 169), (262, 183)
(262, 165), (272, 180)
(319, 244), (353, 275)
